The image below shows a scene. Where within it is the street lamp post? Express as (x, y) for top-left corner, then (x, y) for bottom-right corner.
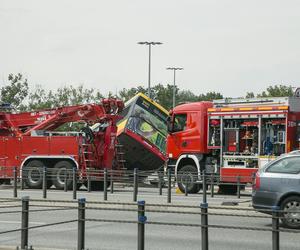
(138, 41), (163, 98)
(166, 67), (184, 108)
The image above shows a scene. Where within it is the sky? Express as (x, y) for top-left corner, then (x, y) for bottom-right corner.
(0, 0), (300, 97)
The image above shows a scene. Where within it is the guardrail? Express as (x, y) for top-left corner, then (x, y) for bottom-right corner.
(5, 166), (254, 202)
(0, 188), (298, 250)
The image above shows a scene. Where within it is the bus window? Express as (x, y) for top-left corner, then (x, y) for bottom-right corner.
(126, 96), (168, 153)
(119, 106), (130, 120)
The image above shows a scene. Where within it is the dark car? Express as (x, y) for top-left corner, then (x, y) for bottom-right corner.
(252, 152), (300, 229)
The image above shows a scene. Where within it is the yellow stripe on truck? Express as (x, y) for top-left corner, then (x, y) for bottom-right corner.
(220, 108), (234, 111)
(239, 107), (253, 111)
(117, 119), (127, 136)
(258, 107), (273, 110)
(278, 106), (288, 110)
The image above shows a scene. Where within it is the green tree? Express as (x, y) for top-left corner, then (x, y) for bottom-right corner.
(119, 86), (147, 102)
(27, 85), (54, 110)
(198, 91), (223, 101)
(257, 85), (293, 97)
(152, 84), (174, 109)
(245, 92), (255, 98)
(0, 73), (29, 110)
(118, 84), (223, 110)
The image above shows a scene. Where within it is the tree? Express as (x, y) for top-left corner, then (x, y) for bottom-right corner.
(198, 91), (223, 101)
(118, 84), (223, 110)
(27, 84), (104, 110)
(152, 84), (174, 109)
(0, 73), (29, 110)
(245, 92), (255, 98)
(119, 86), (147, 102)
(27, 85), (54, 110)
(257, 85), (293, 97)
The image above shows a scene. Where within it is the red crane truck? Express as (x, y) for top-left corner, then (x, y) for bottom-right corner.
(0, 99), (124, 190)
(166, 96), (300, 194)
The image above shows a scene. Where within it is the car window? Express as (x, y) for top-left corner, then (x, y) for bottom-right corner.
(173, 114), (187, 132)
(266, 156), (300, 174)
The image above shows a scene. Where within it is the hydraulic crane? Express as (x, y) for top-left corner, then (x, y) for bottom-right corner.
(0, 99), (124, 190)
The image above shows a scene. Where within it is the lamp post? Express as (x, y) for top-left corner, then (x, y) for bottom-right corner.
(166, 67), (184, 108)
(138, 41), (163, 98)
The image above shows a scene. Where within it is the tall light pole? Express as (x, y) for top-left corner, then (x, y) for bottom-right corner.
(138, 41), (163, 98)
(166, 67), (184, 108)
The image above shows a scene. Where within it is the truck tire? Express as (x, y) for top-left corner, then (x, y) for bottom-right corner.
(280, 196), (300, 229)
(23, 160), (44, 189)
(177, 165), (200, 194)
(52, 161), (74, 190)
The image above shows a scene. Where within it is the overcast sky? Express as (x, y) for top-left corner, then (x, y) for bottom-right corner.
(1, 0), (300, 97)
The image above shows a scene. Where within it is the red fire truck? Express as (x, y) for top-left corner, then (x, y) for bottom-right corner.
(0, 99), (124, 190)
(167, 96), (300, 194)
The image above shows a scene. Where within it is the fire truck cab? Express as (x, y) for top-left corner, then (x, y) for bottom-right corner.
(167, 96), (300, 194)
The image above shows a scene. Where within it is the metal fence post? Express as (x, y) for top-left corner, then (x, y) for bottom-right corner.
(77, 198), (86, 250)
(21, 196), (29, 250)
(21, 168), (25, 190)
(104, 168), (108, 201)
(185, 178), (188, 196)
(210, 173), (214, 198)
(13, 166), (18, 198)
(110, 170), (114, 194)
(200, 202), (209, 250)
(137, 200), (146, 250)
(202, 171), (207, 204)
(158, 172), (162, 196)
(167, 169), (171, 203)
(64, 171), (68, 192)
(73, 168), (77, 200)
(272, 206), (280, 250)
(133, 168), (138, 202)
(42, 167), (47, 199)
(201, 171), (208, 250)
(87, 169), (91, 193)
(237, 176), (240, 199)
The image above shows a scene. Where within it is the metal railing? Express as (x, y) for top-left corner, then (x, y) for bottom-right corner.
(2, 166), (258, 202)
(0, 193), (298, 250)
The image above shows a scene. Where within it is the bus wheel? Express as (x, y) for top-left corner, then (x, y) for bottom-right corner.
(177, 165), (199, 194)
(23, 160), (44, 189)
(218, 184), (237, 195)
(52, 161), (73, 190)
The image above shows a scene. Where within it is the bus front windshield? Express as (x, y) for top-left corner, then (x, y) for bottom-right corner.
(127, 97), (168, 153)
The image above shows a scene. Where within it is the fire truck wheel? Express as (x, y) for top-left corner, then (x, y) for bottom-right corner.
(23, 160), (44, 189)
(177, 165), (199, 194)
(52, 161), (74, 190)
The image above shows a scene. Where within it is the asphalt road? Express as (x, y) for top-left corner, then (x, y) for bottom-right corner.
(0, 186), (298, 250)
